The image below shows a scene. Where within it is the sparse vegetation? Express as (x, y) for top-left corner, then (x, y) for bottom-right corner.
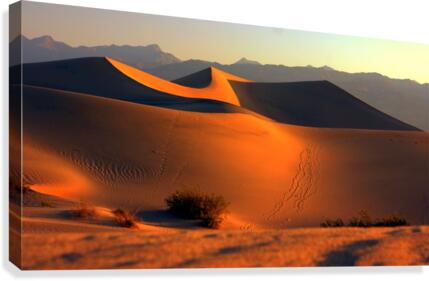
(373, 215), (409, 227)
(348, 210), (373, 227)
(71, 203), (97, 218)
(113, 208), (139, 228)
(165, 188), (229, 229)
(321, 210), (409, 227)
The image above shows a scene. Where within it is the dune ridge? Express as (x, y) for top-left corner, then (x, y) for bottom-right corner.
(10, 57), (259, 117)
(107, 57), (249, 106)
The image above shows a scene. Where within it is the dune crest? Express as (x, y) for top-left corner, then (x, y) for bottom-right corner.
(106, 57), (249, 106)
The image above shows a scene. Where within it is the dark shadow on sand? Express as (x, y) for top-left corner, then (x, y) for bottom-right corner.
(137, 209), (201, 229)
(317, 239), (379, 266)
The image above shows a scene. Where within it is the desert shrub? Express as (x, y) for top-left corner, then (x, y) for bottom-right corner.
(321, 210), (409, 227)
(71, 203), (97, 218)
(320, 218), (345, 227)
(165, 188), (229, 229)
(348, 210), (373, 227)
(113, 208), (139, 228)
(40, 201), (54, 208)
(199, 194), (229, 228)
(373, 215), (408, 227)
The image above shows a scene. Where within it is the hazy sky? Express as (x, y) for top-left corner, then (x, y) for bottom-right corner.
(21, 1), (429, 83)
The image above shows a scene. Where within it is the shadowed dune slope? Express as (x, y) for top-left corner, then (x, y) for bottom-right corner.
(230, 81), (419, 130)
(173, 67), (214, 88)
(10, 81), (429, 228)
(11, 57), (173, 102)
(173, 67), (248, 89)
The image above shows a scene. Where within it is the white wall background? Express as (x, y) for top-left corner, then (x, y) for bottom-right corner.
(0, 0), (428, 280)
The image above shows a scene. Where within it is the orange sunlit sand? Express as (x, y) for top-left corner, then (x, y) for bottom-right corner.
(10, 57), (429, 269)
(107, 57), (249, 106)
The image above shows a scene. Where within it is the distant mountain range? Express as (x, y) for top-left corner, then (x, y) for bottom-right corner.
(10, 35), (429, 130)
(10, 35), (180, 68)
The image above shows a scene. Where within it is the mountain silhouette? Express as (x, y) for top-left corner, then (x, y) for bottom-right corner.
(234, 57), (261, 65)
(10, 35), (180, 68)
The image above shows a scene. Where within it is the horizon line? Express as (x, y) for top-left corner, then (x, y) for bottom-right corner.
(13, 33), (429, 85)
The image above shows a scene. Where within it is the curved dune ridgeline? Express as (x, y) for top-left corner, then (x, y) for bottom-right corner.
(107, 57), (249, 106)
(10, 58), (429, 229)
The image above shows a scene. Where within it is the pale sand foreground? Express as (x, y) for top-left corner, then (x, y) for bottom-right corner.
(10, 192), (429, 269)
(20, 225), (429, 269)
(10, 196), (429, 269)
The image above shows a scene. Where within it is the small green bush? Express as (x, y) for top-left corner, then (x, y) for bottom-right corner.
(165, 188), (229, 229)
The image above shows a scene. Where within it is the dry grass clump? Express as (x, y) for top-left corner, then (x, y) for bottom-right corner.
(165, 188), (229, 229)
(321, 210), (409, 227)
(113, 208), (139, 228)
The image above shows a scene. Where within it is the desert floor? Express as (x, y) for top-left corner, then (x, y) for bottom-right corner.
(9, 194), (429, 270)
(17, 222), (429, 269)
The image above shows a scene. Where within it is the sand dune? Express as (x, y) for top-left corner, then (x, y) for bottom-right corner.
(10, 69), (428, 228)
(230, 80), (419, 130)
(107, 57), (249, 106)
(11, 57), (420, 130)
(10, 57), (248, 108)
(11, 58), (267, 120)
(11, 84), (300, 227)
(10, 57), (429, 269)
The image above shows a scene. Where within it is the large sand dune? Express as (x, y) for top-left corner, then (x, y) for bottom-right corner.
(9, 58), (429, 229)
(108, 57), (248, 106)
(10, 57), (248, 108)
(230, 80), (419, 130)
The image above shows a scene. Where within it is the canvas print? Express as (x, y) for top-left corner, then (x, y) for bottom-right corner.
(9, 1), (429, 270)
